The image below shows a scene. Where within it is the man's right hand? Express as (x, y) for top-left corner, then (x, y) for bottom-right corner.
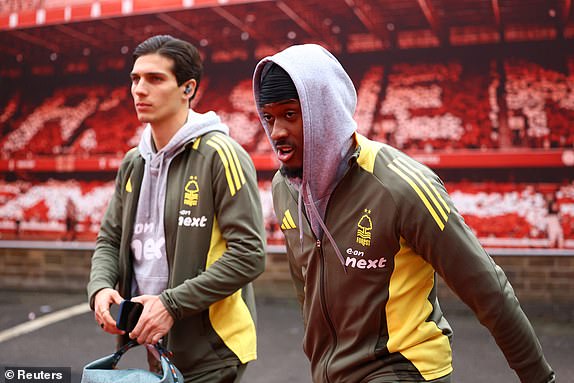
(94, 288), (125, 335)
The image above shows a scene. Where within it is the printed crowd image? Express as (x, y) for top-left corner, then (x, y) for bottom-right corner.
(0, 1), (572, 382)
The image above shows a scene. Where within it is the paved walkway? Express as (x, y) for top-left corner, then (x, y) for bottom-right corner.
(0, 291), (572, 382)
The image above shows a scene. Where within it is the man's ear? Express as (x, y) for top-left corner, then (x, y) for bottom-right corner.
(183, 79), (197, 97)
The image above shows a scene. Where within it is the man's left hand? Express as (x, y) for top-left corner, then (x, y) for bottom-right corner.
(129, 295), (174, 345)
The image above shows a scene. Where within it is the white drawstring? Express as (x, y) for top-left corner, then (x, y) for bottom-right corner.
(303, 182), (347, 273)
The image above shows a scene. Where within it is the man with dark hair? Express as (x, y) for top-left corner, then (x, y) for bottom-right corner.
(252, 44), (555, 383)
(88, 35), (266, 382)
(133, 34), (203, 101)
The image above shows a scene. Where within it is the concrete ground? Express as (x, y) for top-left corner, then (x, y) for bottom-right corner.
(0, 290), (572, 382)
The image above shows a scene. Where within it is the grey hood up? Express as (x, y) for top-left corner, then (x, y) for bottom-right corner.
(253, 44), (357, 266)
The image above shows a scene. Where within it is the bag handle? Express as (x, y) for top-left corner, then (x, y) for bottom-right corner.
(154, 343), (181, 383)
(110, 340), (181, 383)
(109, 339), (139, 368)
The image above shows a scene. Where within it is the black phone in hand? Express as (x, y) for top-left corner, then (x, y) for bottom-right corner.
(116, 300), (143, 332)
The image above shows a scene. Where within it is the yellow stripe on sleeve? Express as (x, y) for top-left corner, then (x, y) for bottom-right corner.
(214, 135), (246, 185)
(388, 163), (445, 231)
(395, 157), (450, 214)
(206, 139), (237, 196)
(393, 158), (449, 222)
(211, 135), (246, 191)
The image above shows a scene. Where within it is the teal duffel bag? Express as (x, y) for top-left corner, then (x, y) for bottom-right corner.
(81, 340), (183, 383)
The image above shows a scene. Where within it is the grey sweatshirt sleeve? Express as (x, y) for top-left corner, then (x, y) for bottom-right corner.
(160, 137), (266, 318)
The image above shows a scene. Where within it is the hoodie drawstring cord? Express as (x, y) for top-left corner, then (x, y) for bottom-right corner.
(155, 151), (165, 229)
(303, 182), (347, 272)
(298, 189), (304, 254)
(145, 153), (153, 219)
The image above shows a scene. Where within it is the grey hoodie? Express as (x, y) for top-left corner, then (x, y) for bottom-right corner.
(253, 44), (357, 263)
(131, 109), (229, 296)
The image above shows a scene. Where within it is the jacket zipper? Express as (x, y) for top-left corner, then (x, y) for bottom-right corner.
(162, 141), (196, 348)
(303, 156), (357, 382)
(164, 138), (197, 292)
(317, 239), (337, 383)
(313, 160), (359, 383)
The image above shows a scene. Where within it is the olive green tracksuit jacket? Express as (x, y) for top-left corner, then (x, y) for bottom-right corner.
(272, 133), (554, 383)
(87, 131), (266, 378)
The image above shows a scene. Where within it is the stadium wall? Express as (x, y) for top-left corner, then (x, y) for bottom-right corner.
(0, 246), (572, 304)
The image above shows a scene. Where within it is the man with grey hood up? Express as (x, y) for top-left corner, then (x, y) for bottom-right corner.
(88, 35), (266, 382)
(252, 44), (555, 382)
